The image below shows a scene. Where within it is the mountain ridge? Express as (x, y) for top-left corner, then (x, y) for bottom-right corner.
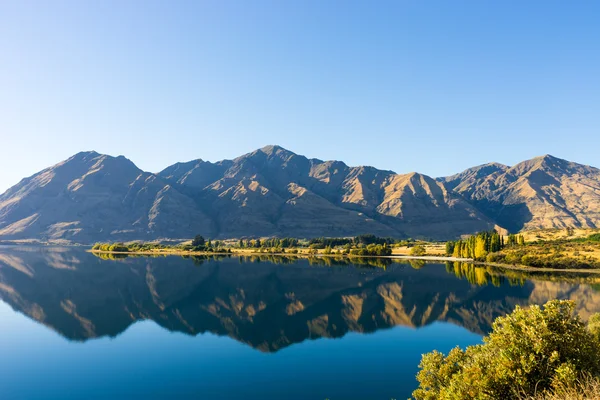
(442, 154), (600, 232)
(0, 146), (598, 243)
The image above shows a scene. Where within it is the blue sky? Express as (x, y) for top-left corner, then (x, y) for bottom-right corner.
(1, 0), (599, 193)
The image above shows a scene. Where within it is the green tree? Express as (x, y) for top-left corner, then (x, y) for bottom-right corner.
(489, 233), (501, 253)
(445, 241), (455, 256)
(192, 235), (205, 247)
(474, 236), (487, 260)
(452, 242), (462, 258)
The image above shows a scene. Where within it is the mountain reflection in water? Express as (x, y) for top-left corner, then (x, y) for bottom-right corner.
(1, 247), (600, 353)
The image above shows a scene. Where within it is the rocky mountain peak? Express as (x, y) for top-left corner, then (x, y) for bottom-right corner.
(442, 154), (600, 232)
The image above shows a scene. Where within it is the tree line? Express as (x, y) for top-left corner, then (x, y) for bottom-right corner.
(236, 237), (299, 249)
(445, 230), (525, 260)
(349, 243), (392, 256)
(92, 243), (129, 252)
(308, 234), (400, 249)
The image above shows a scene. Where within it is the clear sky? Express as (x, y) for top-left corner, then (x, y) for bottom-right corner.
(1, 1), (599, 193)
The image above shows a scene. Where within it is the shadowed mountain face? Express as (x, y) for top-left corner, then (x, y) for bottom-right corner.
(1, 147), (599, 242)
(1, 247), (599, 352)
(441, 155), (600, 231)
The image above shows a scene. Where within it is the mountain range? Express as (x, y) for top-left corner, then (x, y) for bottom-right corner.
(0, 145), (599, 243)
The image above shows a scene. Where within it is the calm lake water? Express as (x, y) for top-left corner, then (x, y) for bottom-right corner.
(1, 247), (599, 400)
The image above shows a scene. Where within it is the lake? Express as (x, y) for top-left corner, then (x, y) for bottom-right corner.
(1, 247), (599, 400)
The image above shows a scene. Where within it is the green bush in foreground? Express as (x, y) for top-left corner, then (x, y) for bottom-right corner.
(413, 300), (600, 400)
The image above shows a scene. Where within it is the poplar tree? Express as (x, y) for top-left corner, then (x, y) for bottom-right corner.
(474, 236), (487, 259)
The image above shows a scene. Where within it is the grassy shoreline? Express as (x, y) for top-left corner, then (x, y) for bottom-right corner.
(88, 248), (458, 260)
(88, 228), (600, 273)
(88, 248), (600, 274)
(472, 260), (600, 275)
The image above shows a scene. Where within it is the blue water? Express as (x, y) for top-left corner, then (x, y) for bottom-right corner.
(0, 247), (595, 400)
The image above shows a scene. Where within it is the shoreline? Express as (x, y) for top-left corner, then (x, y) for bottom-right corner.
(89, 249), (600, 274)
(89, 249), (470, 262)
(89, 249), (467, 259)
(471, 260), (600, 275)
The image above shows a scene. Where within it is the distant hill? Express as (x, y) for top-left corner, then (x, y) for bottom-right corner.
(0, 146), (598, 243)
(440, 155), (600, 232)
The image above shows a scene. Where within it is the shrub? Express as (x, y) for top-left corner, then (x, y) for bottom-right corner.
(505, 252), (523, 265)
(522, 375), (600, 400)
(410, 245), (426, 256)
(413, 300), (600, 400)
(349, 244), (392, 257)
(587, 233), (600, 242)
(108, 243), (128, 252)
(486, 252), (504, 263)
(520, 254), (536, 266)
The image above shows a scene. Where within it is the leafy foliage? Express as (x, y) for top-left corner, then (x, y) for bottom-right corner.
(587, 233), (600, 242)
(413, 300), (600, 399)
(447, 230), (514, 260)
(191, 235), (205, 247)
(261, 237), (299, 248)
(410, 245), (426, 256)
(349, 243), (392, 256)
(522, 375), (600, 400)
(308, 237), (353, 248)
(92, 243), (129, 252)
(491, 246), (600, 269)
(353, 234), (396, 246)
(93, 238), (232, 254)
(308, 235), (398, 248)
